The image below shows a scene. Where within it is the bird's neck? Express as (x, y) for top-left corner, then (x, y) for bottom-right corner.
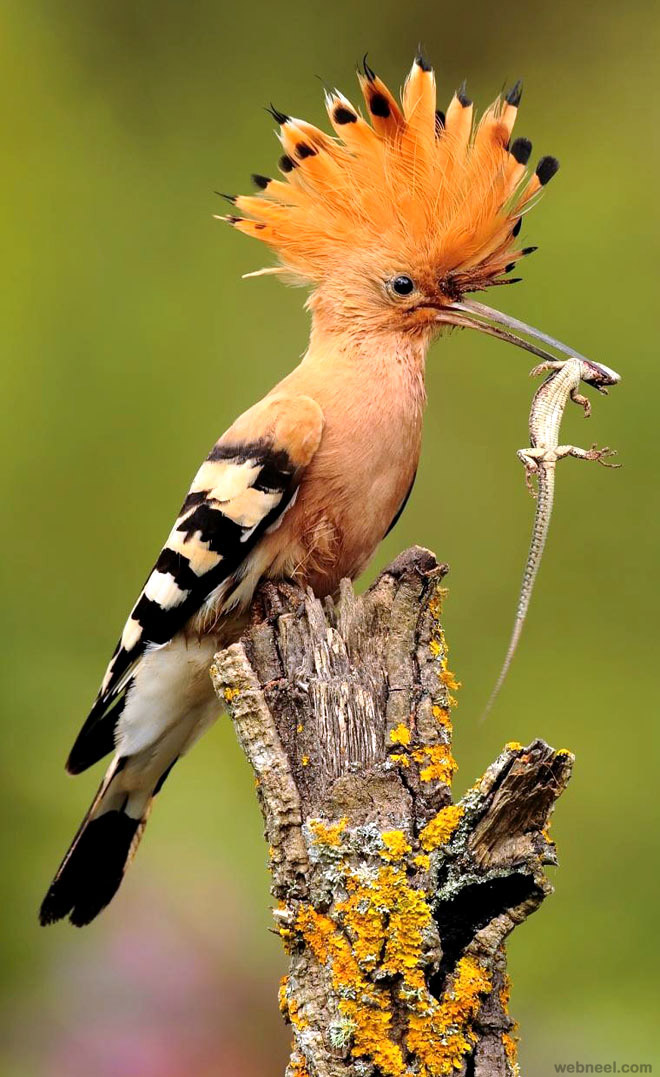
(302, 314), (430, 418)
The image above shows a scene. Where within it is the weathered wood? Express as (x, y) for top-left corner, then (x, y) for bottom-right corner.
(211, 547), (573, 1077)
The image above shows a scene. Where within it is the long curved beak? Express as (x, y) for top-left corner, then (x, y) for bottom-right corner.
(437, 298), (620, 382)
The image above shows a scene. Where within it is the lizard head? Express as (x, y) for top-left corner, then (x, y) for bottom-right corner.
(578, 360), (621, 394)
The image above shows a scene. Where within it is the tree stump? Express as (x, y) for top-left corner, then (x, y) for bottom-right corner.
(210, 546), (573, 1077)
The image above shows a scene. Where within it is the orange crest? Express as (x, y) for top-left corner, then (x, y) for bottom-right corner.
(222, 54), (558, 297)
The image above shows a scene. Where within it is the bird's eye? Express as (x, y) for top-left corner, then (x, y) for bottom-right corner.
(390, 275), (415, 297)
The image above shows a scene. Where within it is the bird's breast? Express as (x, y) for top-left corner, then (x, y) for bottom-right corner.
(267, 391), (423, 595)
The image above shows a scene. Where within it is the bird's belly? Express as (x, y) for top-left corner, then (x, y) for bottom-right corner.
(115, 633), (221, 758)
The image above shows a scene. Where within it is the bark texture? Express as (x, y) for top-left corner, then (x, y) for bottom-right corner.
(210, 547), (573, 1077)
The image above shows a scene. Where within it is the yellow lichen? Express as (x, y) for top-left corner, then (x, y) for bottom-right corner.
(413, 744), (458, 785)
(278, 926), (294, 949)
(278, 975), (289, 1016)
(440, 669), (461, 691)
(338, 862), (432, 985)
(380, 830), (412, 862)
(505, 740), (523, 751)
(294, 859), (494, 1077)
(389, 752), (411, 768)
(406, 956), (493, 1076)
(296, 861), (436, 1074)
(288, 995), (308, 1031)
(432, 705), (452, 729)
(419, 804), (463, 852)
(427, 588), (461, 707)
(274, 904), (294, 949)
(428, 587), (448, 620)
(502, 1031), (520, 1075)
(289, 1049), (311, 1077)
(308, 817), (348, 847)
(499, 973), (512, 1012)
(297, 723), (304, 733)
(296, 905), (407, 1076)
(390, 723), (412, 746)
(223, 686), (239, 702)
(413, 853), (431, 870)
(377, 874), (431, 992)
(301, 754), (310, 766)
(499, 974), (520, 1075)
(342, 863), (430, 991)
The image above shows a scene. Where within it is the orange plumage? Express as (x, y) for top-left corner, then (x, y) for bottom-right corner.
(225, 55), (557, 303)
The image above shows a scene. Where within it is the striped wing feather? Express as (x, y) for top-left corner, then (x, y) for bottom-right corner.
(66, 394), (324, 774)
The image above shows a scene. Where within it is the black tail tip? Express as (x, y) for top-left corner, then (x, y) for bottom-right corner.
(39, 812), (139, 928)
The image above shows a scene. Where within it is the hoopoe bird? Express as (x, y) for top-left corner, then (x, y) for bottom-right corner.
(42, 53), (584, 927)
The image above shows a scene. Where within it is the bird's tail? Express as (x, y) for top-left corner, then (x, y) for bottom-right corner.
(39, 754), (170, 927)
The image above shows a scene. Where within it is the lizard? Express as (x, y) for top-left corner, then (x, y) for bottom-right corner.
(484, 357), (621, 717)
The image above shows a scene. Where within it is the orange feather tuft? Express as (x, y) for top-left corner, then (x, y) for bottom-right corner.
(230, 56), (558, 296)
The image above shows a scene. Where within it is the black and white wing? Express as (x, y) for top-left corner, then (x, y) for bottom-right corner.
(66, 393), (324, 774)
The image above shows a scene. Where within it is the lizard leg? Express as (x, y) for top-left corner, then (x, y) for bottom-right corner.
(570, 386), (592, 418)
(517, 447), (544, 497)
(555, 444), (621, 467)
(529, 359), (566, 378)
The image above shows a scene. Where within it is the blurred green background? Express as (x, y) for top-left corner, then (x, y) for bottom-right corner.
(1, 1), (658, 1073)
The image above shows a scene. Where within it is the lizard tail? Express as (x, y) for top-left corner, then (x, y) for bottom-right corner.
(482, 464), (556, 720)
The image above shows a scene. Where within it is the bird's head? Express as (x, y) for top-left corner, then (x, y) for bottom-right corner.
(221, 54), (592, 365)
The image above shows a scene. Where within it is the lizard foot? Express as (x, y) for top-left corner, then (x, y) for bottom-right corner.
(517, 449), (540, 497)
(524, 467), (539, 498)
(586, 444), (621, 468)
(570, 388), (592, 417)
